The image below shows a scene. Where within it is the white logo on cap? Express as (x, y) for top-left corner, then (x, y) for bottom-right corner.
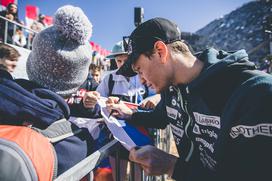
(176, 26), (181, 34)
(171, 98), (177, 106)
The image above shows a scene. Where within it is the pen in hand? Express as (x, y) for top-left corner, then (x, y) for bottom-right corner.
(108, 97), (122, 118)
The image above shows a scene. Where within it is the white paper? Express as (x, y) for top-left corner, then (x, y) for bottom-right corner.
(97, 98), (136, 150)
(69, 117), (101, 140)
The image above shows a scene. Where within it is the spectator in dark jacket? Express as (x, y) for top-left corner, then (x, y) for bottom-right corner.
(25, 5), (98, 176)
(0, 3), (20, 42)
(67, 63), (101, 118)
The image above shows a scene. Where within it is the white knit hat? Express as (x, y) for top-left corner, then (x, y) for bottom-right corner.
(27, 5), (93, 97)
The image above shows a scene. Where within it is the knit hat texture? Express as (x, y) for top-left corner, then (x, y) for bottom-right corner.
(27, 5), (93, 97)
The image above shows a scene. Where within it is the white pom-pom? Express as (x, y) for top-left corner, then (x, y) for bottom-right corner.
(54, 5), (93, 44)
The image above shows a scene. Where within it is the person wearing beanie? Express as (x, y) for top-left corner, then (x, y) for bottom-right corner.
(27, 4), (102, 119)
(23, 5), (99, 177)
(27, 5), (93, 98)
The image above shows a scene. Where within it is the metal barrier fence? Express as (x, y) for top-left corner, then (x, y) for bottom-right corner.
(0, 15), (38, 49)
(114, 126), (172, 181)
(53, 124), (172, 181)
(55, 139), (120, 181)
(0, 15), (111, 70)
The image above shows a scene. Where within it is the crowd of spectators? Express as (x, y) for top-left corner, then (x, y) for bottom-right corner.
(0, 3), (20, 43)
(0, 3), (111, 71)
(0, 3), (48, 49)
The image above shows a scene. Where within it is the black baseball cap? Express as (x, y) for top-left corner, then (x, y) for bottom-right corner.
(117, 17), (181, 77)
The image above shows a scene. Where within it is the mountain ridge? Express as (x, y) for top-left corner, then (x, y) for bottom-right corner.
(183, 0), (272, 63)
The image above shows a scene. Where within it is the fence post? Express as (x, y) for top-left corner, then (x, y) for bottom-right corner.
(4, 20), (8, 43)
(12, 23), (16, 45)
(115, 150), (120, 181)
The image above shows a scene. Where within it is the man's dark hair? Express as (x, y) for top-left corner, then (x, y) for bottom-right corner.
(142, 40), (193, 60)
(0, 43), (20, 61)
(89, 63), (101, 72)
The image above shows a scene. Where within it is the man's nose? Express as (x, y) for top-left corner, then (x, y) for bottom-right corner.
(139, 76), (147, 84)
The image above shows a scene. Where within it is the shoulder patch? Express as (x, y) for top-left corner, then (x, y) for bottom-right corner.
(166, 106), (178, 120)
(230, 123), (272, 138)
(193, 112), (221, 129)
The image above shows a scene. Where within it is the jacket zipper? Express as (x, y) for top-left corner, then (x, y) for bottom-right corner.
(177, 86), (194, 162)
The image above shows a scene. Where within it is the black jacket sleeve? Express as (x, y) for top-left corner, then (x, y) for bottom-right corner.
(215, 74), (272, 181)
(172, 158), (188, 181)
(128, 93), (168, 129)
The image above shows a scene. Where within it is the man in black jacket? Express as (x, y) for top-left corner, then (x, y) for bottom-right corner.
(107, 17), (272, 181)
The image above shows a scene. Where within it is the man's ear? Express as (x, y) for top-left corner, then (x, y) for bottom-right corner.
(154, 41), (168, 64)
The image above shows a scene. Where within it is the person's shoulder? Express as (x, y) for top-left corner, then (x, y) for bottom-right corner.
(245, 71), (272, 85)
(101, 70), (114, 80)
(0, 11), (6, 17)
(0, 69), (13, 79)
(251, 73), (272, 89)
(111, 69), (122, 78)
(14, 17), (20, 23)
(102, 69), (125, 81)
(235, 72), (272, 98)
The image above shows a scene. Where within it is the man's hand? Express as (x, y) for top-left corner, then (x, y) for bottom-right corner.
(106, 97), (134, 120)
(129, 145), (177, 177)
(83, 91), (100, 108)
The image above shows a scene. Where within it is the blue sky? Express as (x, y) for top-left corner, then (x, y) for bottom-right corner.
(18, 0), (252, 51)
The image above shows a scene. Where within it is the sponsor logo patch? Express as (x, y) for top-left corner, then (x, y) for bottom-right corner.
(199, 149), (216, 171)
(193, 124), (201, 135)
(230, 123), (272, 138)
(201, 128), (218, 139)
(193, 112), (221, 129)
(173, 135), (181, 145)
(176, 119), (183, 127)
(166, 106), (178, 120)
(195, 137), (214, 153)
(170, 123), (184, 138)
(171, 98), (177, 106)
